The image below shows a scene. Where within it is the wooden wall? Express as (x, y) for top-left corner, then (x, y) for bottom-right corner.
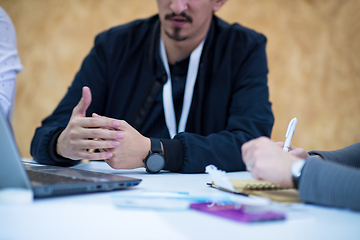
(2, 0), (360, 158)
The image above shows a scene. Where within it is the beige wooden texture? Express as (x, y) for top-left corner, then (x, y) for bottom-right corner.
(2, 0), (360, 158)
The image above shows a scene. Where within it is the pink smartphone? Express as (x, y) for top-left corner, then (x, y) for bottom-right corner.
(190, 202), (285, 223)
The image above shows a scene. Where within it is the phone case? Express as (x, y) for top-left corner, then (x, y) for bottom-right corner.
(190, 202), (286, 223)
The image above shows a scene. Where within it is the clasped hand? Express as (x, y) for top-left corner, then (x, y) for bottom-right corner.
(56, 86), (150, 169)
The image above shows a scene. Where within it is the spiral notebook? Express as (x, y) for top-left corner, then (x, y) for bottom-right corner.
(210, 179), (301, 203)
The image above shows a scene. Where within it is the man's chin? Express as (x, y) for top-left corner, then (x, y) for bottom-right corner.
(165, 30), (187, 42)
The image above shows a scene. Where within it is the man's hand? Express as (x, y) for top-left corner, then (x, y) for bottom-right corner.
(242, 137), (302, 188)
(276, 142), (309, 159)
(56, 86), (124, 161)
(93, 114), (150, 169)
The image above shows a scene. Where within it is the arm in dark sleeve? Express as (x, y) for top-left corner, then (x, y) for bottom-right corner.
(30, 31), (109, 166)
(170, 34), (274, 173)
(299, 156), (360, 211)
(309, 142), (360, 168)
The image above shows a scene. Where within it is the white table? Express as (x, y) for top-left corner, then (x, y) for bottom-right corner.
(1, 161), (360, 240)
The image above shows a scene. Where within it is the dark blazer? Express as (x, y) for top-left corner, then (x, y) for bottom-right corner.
(300, 143), (360, 211)
(31, 15), (274, 173)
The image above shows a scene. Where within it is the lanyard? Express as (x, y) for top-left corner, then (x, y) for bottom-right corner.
(160, 36), (205, 139)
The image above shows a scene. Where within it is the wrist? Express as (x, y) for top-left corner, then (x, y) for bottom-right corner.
(140, 137), (151, 168)
(56, 132), (67, 158)
(56, 131), (80, 160)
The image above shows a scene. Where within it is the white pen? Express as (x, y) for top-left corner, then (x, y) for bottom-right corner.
(283, 118), (297, 152)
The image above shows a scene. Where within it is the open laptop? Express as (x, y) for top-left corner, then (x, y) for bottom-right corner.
(0, 109), (141, 198)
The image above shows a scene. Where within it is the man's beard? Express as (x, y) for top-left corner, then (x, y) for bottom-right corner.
(165, 28), (187, 41)
(164, 12), (193, 42)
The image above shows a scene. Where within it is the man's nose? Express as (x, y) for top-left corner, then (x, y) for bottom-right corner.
(170, 0), (189, 15)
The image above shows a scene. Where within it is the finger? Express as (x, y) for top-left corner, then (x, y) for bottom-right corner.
(241, 138), (257, 162)
(288, 145), (297, 151)
(241, 139), (253, 157)
(74, 139), (121, 150)
(246, 164), (252, 171)
(289, 148), (309, 158)
(92, 113), (101, 118)
(77, 116), (122, 130)
(78, 127), (125, 140)
(92, 113), (116, 131)
(250, 167), (260, 180)
(73, 86), (92, 117)
(91, 113), (129, 131)
(76, 150), (114, 161)
(275, 142), (284, 148)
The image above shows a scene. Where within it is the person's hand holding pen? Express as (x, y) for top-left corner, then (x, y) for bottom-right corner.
(242, 137), (300, 188)
(242, 118), (307, 188)
(276, 143), (309, 159)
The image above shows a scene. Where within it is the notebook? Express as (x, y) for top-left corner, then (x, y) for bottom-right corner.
(210, 179), (301, 203)
(0, 109), (142, 198)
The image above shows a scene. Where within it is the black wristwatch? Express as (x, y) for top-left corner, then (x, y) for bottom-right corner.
(143, 138), (165, 173)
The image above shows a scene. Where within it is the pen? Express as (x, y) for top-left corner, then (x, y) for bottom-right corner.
(207, 182), (249, 197)
(283, 118), (297, 152)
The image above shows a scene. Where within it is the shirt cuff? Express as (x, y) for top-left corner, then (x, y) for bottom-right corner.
(160, 138), (183, 172)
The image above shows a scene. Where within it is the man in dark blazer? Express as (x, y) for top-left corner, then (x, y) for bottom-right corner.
(31, 0), (274, 173)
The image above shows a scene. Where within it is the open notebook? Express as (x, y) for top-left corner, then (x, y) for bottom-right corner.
(0, 109), (141, 198)
(210, 179), (301, 203)
(206, 165), (300, 203)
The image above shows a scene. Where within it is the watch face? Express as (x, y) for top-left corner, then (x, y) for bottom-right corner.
(146, 154), (165, 173)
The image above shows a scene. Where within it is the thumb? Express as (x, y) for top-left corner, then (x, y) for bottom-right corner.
(73, 86), (92, 117)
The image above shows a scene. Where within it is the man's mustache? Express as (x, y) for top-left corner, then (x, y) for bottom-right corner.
(165, 12), (193, 23)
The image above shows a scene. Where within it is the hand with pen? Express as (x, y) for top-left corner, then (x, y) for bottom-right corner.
(242, 129), (360, 211)
(242, 137), (302, 188)
(241, 118), (309, 189)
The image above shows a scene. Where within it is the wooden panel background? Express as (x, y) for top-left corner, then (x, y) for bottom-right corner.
(1, 0), (360, 158)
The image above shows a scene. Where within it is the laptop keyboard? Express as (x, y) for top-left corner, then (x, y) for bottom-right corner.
(27, 170), (91, 185)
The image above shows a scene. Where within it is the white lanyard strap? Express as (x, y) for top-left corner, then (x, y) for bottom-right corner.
(160, 36), (205, 139)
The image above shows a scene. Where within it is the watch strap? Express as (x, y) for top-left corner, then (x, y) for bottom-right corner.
(150, 138), (162, 154)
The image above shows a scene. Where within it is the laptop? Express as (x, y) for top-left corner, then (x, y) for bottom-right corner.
(0, 109), (142, 198)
